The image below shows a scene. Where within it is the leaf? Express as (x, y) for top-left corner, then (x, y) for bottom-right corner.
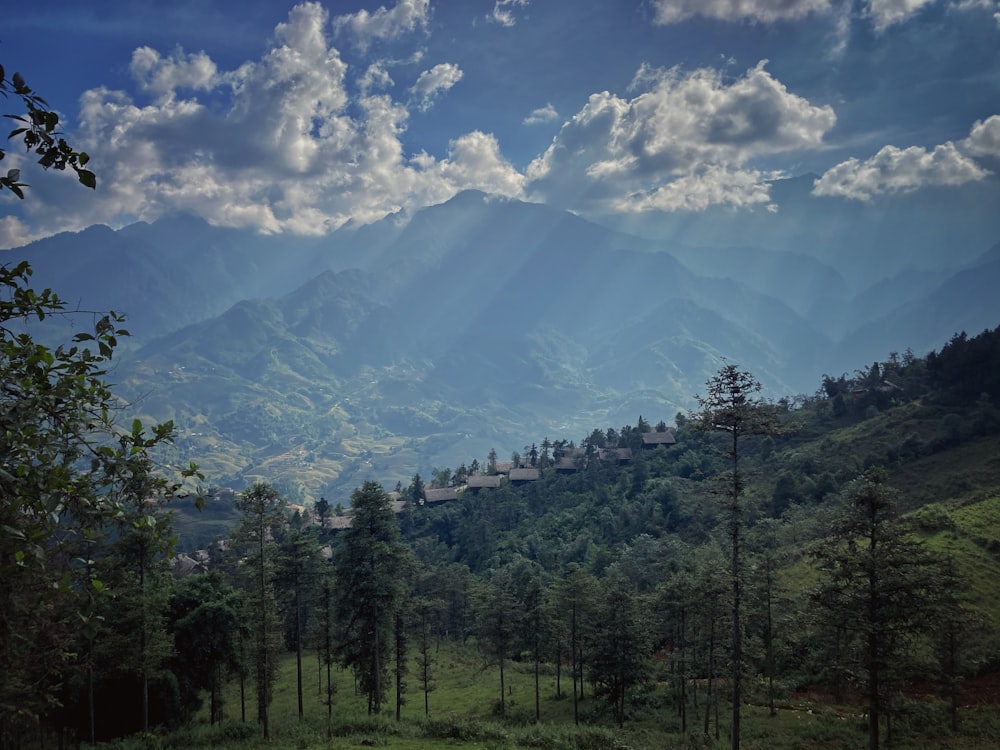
(77, 169), (96, 189)
(6, 168), (20, 182)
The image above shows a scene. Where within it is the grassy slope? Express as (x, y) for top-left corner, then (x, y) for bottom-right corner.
(147, 641), (1000, 750)
(148, 399), (1000, 748)
(767, 403), (1000, 653)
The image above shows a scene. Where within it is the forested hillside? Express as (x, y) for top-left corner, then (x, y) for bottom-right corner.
(7, 269), (1000, 749)
(13, 191), (1000, 502)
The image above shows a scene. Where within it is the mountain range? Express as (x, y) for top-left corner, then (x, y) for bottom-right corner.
(6, 181), (999, 500)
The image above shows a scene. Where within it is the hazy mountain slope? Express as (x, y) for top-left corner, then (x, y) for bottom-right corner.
(839, 252), (1000, 368)
(11, 215), (335, 341)
(9, 189), (1000, 496)
(665, 244), (850, 324)
(602, 175), (1000, 288)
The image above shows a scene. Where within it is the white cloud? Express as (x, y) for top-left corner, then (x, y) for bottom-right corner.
(413, 131), (526, 199)
(651, 0), (832, 24)
(812, 141), (989, 200)
(952, 0), (1000, 27)
(866, 0), (936, 31)
(7, 2), (522, 242)
(523, 103), (558, 125)
(0, 215), (35, 249)
(359, 63), (394, 95)
(614, 166), (776, 212)
(651, 1), (1000, 31)
(963, 114), (1000, 158)
(488, 0), (530, 27)
(527, 61), (835, 212)
(130, 47), (217, 101)
(332, 0), (429, 47)
(953, 0), (996, 10)
(866, 0), (1000, 31)
(409, 63), (463, 111)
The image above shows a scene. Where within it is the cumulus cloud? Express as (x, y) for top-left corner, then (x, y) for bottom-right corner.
(409, 63), (463, 111)
(332, 0), (429, 47)
(488, 0), (530, 27)
(14, 1), (521, 241)
(412, 131), (526, 198)
(812, 141), (989, 200)
(523, 103), (558, 125)
(130, 47), (217, 101)
(963, 115), (1000, 157)
(358, 63), (394, 95)
(527, 61), (835, 213)
(651, 0), (833, 24)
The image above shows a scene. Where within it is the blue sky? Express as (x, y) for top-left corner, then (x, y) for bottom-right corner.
(2, 0), (999, 248)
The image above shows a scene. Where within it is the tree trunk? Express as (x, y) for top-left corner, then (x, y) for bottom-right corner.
(731, 428), (742, 750)
(373, 604), (381, 715)
(680, 607), (687, 734)
(766, 562), (776, 717)
(705, 617), (715, 738)
(571, 603), (579, 725)
(259, 526), (270, 740)
(499, 647), (506, 718)
(295, 584), (303, 720)
(139, 547), (149, 734)
(534, 627), (541, 722)
(555, 641), (562, 698)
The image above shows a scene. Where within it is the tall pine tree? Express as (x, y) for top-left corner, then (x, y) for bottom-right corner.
(232, 482), (285, 740)
(812, 468), (942, 750)
(694, 364), (776, 750)
(332, 481), (410, 715)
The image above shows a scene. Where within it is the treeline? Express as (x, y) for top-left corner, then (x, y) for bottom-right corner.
(4, 247), (1000, 750)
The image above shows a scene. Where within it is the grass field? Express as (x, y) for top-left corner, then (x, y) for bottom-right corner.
(88, 636), (1000, 750)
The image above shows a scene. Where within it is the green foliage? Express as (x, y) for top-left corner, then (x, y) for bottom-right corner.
(1, 65), (96, 196)
(166, 572), (243, 724)
(231, 482), (286, 740)
(812, 468), (947, 749)
(0, 260), (194, 742)
(332, 480), (411, 715)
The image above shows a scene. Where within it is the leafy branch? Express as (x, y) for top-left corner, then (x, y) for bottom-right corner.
(1, 63), (96, 198)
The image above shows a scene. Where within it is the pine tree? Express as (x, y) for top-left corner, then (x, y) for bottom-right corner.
(332, 481), (410, 715)
(276, 525), (320, 720)
(473, 567), (523, 719)
(167, 572), (242, 725)
(694, 364), (776, 750)
(555, 565), (599, 725)
(232, 482), (285, 740)
(588, 573), (652, 727)
(812, 468), (942, 750)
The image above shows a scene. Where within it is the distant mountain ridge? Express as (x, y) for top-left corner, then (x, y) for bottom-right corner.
(4, 189), (998, 497)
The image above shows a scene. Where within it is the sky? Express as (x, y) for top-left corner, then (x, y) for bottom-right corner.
(1, 0), (999, 250)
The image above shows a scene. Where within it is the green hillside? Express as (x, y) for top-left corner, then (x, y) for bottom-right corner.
(8, 256), (1000, 750)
